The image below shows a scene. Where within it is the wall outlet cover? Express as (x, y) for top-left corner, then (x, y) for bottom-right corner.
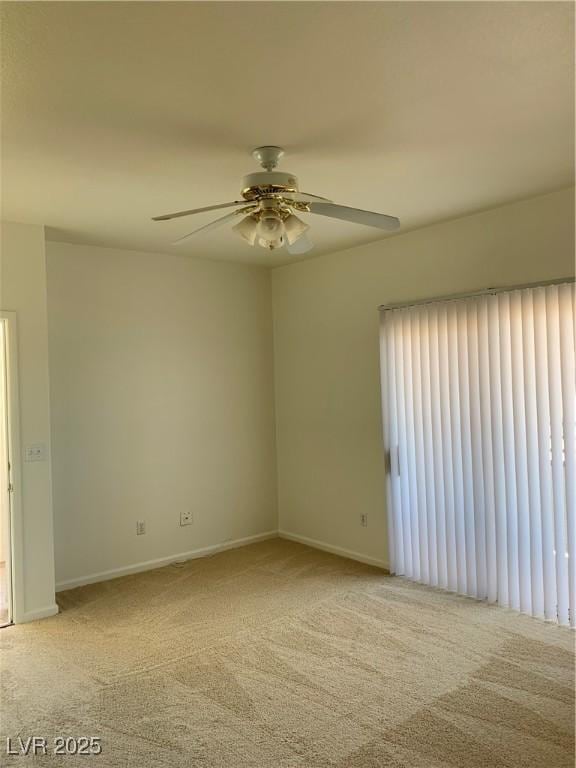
(180, 510), (193, 526)
(360, 513), (368, 527)
(136, 520), (146, 535)
(24, 443), (47, 462)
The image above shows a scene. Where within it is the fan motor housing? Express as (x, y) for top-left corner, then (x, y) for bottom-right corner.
(241, 171), (299, 201)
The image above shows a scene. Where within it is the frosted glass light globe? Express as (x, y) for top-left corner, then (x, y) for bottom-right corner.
(256, 212), (284, 242)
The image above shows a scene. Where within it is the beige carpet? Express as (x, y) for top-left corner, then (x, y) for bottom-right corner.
(1, 538), (574, 767)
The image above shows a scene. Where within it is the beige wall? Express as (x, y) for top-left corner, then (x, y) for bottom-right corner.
(272, 187), (576, 568)
(0, 221), (57, 621)
(47, 242), (277, 587)
(3, 187), (574, 602)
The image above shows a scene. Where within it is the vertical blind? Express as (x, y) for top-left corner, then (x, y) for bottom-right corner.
(379, 282), (575, 627)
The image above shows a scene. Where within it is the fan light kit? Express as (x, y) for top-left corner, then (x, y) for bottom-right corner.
(152, 146), (400, 255)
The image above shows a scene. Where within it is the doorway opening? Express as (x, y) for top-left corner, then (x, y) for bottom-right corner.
(0, 317), (14, 627)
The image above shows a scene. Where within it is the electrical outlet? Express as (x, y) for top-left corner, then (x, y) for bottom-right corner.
(24, 444), (47, 462)
(136, 520), (146, 535)
(180, 510), (193, 526)
(360, 513), (368, 528)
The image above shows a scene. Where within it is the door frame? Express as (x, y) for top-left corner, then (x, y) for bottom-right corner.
(0, 311), (24, 625)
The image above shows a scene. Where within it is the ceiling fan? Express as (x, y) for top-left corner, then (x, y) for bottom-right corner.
(152, 146), (400, 255)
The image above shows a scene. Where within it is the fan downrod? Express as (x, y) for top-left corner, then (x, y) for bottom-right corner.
(252, 146), (285, 171)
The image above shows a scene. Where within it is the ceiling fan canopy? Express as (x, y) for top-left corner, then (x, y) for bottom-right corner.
(152, 146), (400, 255)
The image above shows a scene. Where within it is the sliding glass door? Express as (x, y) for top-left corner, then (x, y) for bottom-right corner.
(380, 282), (575, 627)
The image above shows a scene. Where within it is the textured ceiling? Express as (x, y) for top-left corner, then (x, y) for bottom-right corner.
(1, 1), (574, 267)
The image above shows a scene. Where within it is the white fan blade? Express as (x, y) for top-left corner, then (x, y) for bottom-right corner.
(172, 209), (254, 245)
(286, 234), (314, 255)
(308, 202), (400, 231)
(281, 191), (332, 203)
(153, 200), (250, 221)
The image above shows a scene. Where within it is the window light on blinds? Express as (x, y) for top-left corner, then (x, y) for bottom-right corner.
(379, 281), (575, 627)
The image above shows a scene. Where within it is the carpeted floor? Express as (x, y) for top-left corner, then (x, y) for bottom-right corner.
(1, 538), (574, 767)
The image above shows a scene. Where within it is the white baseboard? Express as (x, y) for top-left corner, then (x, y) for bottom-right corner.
(55, 529), (387, 593)
(55, 531), (279, 592)
(279, 530), (389, 571)
(19, 603), (60, 624)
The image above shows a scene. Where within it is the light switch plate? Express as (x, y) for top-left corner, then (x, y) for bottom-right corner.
(24, 444), (47, 462)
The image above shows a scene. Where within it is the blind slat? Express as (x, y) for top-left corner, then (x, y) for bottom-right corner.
(478, 298), (498, 604)
(467, 301), (487, 600)
(403, 312), (421, 580)
(439, 306), (458, 591)
(448, 303), (468, 595)
(411, 311), (430, 584)
(510, 291), (532, 615)
(521, 290), (545, 618)
(380, 314), (396, 575)
(421, 310), (438, 587)
(458, 302), (477, 597)
(394, 318), (413, 576)
(546, 286), (569, 625)
(488, 294), (510, 608)
(533, 288), (558, 621)
(558, 285), (575, 627)
(429, 306), (449, 590)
